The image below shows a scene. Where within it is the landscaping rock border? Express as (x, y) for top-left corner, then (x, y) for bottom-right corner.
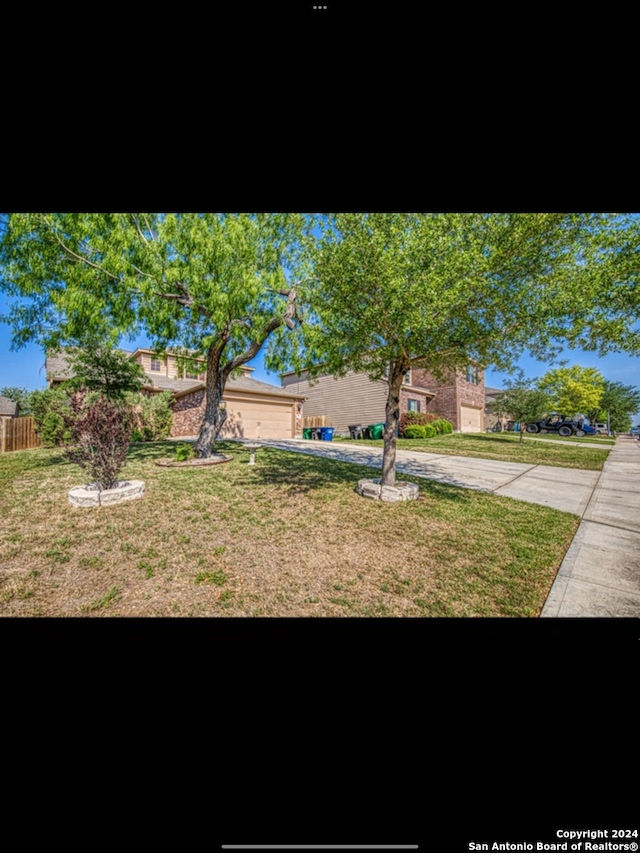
(68, 480), (146, 507)
(155, 455), (233, 468)
(355, 478), (420, 502)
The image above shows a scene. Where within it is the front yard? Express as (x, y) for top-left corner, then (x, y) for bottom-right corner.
(335, 432), (611, 470)
(0, 441), (580, 618)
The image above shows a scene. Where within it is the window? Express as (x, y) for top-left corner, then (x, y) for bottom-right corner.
(403, 370), (411, 385)
(465, 365), (479, 384)
(150, 358), (162, 372)
(408, 399), (421, 412)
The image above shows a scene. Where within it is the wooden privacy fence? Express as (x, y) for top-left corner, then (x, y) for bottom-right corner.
(302, 414), (326, 428)
(0, 416), (41, 452)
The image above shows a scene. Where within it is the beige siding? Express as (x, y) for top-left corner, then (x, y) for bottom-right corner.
(460, 404), (483, 433)
(282, 370), (387, 433)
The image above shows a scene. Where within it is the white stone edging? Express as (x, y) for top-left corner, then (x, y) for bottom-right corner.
(68, 480), (145, 507)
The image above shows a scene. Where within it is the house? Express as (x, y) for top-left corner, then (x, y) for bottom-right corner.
(484, 386), (505, 431)
(46, 348), (305, 440)
(0, 396), (19, 417)
(280, 364), (486, 434)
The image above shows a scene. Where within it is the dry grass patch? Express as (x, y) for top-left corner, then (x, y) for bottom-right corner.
(0, 441), (579, 617)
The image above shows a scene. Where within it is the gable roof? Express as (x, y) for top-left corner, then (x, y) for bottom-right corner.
(0, 396), (18, 416)
(45, 348), (304, 401)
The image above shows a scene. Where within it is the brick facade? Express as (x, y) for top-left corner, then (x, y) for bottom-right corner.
(411, 366), (485, 432)
(399, 387), (433, 416)
(171, 390), (206, 437)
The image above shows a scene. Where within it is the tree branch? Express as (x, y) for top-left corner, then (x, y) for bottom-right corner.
(42, 216), (121, 282)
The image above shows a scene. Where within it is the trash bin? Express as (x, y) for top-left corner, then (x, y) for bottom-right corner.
(348, 424), (363, 439)
(368, 423), (384, 440)
(311, 427), (322, 440)
(303, 428), (312, 440)
(320, 427), (334, 441)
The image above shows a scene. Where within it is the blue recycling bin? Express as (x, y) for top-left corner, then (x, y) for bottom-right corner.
(320, 427), (334, 441)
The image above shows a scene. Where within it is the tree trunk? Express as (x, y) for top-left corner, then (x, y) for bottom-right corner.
(381, 364), (405, 487)
(194, 346), (228, 458)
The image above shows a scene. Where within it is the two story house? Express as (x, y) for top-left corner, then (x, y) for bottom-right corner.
(281, 363), (485, 434)
(46, 348), (305, 440)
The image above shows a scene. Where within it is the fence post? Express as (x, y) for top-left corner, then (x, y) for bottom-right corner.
(0, 417), (10, 453)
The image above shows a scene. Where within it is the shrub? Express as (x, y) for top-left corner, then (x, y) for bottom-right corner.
(30, 388), (75, 445)
(175, 443), (195, 462)
(403, 425), (427, 439)
(424, 424), (437, 438)
(399, 411), (437, 436)
(64, 395), (134, 491)
(128, 391), (173, 441)
(432, 418), (453, 435)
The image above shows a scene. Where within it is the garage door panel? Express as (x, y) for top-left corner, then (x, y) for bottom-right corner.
(460, 405), (482, 433)
(220, 399), (293, 439)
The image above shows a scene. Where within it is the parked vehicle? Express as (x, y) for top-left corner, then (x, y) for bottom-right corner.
(593, 423), (609, 435)
(526, 414), (595, 438)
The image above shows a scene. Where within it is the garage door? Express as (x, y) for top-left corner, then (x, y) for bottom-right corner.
(220, 397), (293, 439)
(460, 405), (483, 433)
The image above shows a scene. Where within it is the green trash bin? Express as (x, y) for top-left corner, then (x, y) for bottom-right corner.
(303, 428), (312, 440)
(368, 423), (384, 440)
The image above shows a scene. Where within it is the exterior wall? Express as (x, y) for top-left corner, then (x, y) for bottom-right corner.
(411, 366), (485, 432)
(281, 369), (388, 433)
(399, 387), (433, 416)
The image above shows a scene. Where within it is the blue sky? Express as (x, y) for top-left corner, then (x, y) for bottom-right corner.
(2, 293), (640, 425)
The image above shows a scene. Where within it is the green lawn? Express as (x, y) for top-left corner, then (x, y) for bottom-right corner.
(334, 432), (610, 470)
(520, 433), (615, 445)
(0, 441), (579, 618)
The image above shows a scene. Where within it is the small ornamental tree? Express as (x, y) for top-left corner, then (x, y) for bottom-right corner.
(64, 394), (133, 490)
(489, 381), (550, 443)
(63, 344), (146, 400)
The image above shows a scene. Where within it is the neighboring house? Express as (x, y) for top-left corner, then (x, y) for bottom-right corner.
(280, 364), (485, 434)
(46, 348), (305, 440)
(0, 396), (19, 417)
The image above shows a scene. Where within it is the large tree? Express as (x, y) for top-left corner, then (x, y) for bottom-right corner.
(282, 213), (640, 487)
(537, 365), (605, 418)
(0, 214), (310, 457)
(593, 380), (640, 433)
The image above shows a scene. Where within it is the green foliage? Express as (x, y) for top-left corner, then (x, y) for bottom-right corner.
(128, 391), (173, 441)
(593, 380), (640, 433)
(537, 365), (605, 417)
(424, 424), (437, 438)
(399, 411), (437, 436)
(296, 213), (640, 483)
(0, 386), (33, 415)
(29, 387), (75, 445)
(175, 443), (195, 462)
(431, 418), (453, 435)
(403, 425), (427, 439)
(490, 381), (551, 425)
(0, 213), (310, 458)
(62, 344), (146, 399)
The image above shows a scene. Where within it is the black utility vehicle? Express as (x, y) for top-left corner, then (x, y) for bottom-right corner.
(526, 415), (587, 437)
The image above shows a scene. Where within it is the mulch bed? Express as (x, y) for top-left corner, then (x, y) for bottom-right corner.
(155, 455), (233, 468)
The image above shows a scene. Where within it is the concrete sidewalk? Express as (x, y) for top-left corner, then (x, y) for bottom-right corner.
(541, 435), (640, 617)
(252, 435), (640, 617)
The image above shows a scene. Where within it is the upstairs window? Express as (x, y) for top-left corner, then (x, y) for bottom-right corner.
(403, 370), (411, 385)
(150, 358), (162, 372)
(465, 365), (479, 385)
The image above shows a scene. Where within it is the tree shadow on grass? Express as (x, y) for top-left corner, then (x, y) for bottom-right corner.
(231, 446), (474, 503)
